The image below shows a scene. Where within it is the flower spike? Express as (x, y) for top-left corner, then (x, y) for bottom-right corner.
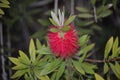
(48, 9), (79, 58)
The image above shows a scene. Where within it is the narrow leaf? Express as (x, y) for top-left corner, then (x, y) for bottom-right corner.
(40, 59), (62, 76)
(115, 62), (120, 76)
(109, 63), (120, 79)
(79, 35), (89, 46)
(0, 8), (4, 15)
(76, 7), (89, 12)
(82, 44), (95, 54)
(56, 62), (65, 80)
(49, 18), (58, 26)
(81, 62), (97, 74)
(0, 3), (10, 8)
(72, 61), (85, 75)
(1, 0), (10, 4)
(49, 28), (59, 33)
(36, 39), (42, 50)
(19, 50), (30, 65)
(9, 57), (20, 65)
(37, 45), (51, 54)
(35, 70), (50, 80)
(64, 15), (76, 26)
(12, 64), (28, 70)
(61, 26), (70, 32)
(111, 37), (119, 58)
(104, 37), (113, 59)
(78, 13), (93, 18)
(94, 73), (104, 80)
(29, 39), (36, 63)
(11, 70), (27, 79)
(104, 63), (109, 74)
(98, 10), (112, 18)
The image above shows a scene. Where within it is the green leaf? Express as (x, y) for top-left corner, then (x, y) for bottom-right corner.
(109, 63), (120, 79)
(81, 62), (97, 74)
(0, 8), (4, 15)
(38, 19), (50, 26)
(72, 61), (85, 75)
(24, 74), (32, 80)
(94, 73), (104, 80)
(81, 44), (95, 54)
(40, 59), (62, 76)
(78, 13), (93, 18)
(29, 39), (36, 63)
(37, 45), (51, 54)
(1, 0), (10, 4)
(104, 63), (109, 74)
(79, 44), (95, 62)
(61, 26), (70, 32)
(9, 57), (20, 65)
(49, 28), (59, 33)
(19, 50), (30, 65)
(117, 47), (120, 56)
(91, 0), (96, 6)
(0, 3), (10, 8)
(36, 39), (42, 50)
(98, 10), (112, 18)
(79, 35), (89, 46)
(49, 18), (58, 26)
(115, 62), (120, 76)
(77, 20), (94, 27)
(56, 62), (65, 80)
(51, 73), (57, 80)
(12, 64), (28, 70)
(64, 15), (76, 26)
(104, 37), (114, 59)
(35, 70), (50, 80)
(11, 70), (27, 79)
(111, 37), (119, 58)
(76, 7), (89, 13)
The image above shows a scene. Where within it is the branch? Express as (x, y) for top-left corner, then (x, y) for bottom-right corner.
(93, 6), (97, 23)
(0, 22), (7, 80)
(73, 56), (120, 63)
(54, 0), (58, 14)
(70, 0), (74, 15)
(29, 0), (53, 8)
(85, 57), (120, 63)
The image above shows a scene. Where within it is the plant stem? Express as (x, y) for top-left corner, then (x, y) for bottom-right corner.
(54, 0), (58, 14)
(66, 59), (72, 80)
(71, 0), (74, 15)
(71, 0), (75, 25)
(93, 6), (97, 23)
(7, 28), (12, 77)
(73, 55), (120, 63)
(85, 57), (120, 63)
(0, 22), (7, 80)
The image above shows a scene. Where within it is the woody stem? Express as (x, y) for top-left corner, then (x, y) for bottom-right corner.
(66, 58), (72, 80)
(73, 55), (120, 63)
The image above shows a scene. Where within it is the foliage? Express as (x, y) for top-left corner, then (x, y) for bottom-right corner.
(1, 0), (120, 80)
(0, 0), (10, 15)
(9, 35), (120, 80)
(76, 0), (118, 35)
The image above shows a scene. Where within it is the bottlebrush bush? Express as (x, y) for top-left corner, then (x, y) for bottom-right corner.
(9, 10), (120, 80)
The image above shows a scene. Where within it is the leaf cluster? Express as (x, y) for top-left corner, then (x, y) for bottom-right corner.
(0, 0), (10, 15)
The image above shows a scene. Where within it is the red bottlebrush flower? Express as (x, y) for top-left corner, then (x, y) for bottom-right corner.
(48, 10), (79, 58)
